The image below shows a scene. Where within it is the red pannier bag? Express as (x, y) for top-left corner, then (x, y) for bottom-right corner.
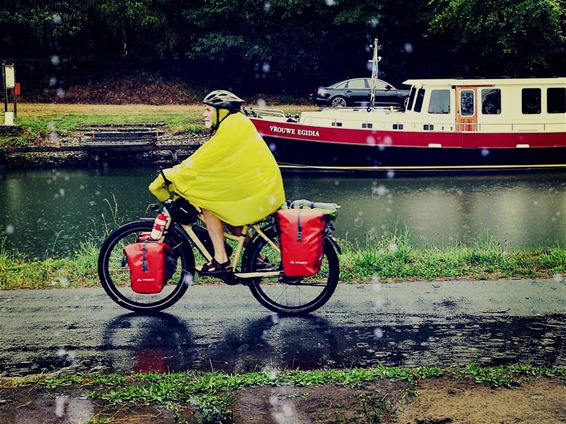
(276, 208), (327, 277)
(123, 242), (171, 294)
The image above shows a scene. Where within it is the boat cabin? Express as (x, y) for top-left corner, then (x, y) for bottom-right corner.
(403, 78), (566, 133)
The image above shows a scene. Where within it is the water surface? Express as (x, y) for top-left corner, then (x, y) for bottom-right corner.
(1, 167), (564, 258)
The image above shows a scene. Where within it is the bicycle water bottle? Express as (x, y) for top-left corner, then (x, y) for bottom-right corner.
(151, 213), (168, 240)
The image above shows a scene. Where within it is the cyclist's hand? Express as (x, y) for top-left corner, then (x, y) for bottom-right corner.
(165, 198), (199, 224)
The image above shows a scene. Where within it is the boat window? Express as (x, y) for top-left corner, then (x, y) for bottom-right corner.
(460, 90), (474, 116)
(547, 88), (566, 113)
(522, 88), (541, 114)
(347, 79), (367, 89)
(414, 88), (426, 112)
(407, 86), (417, 110)
(428, 90), (450, 114)
(481, 89), (501, 115)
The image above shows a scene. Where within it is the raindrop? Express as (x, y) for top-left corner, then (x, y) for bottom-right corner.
(183, 274), (194, 286)
(374, 328), (384, 338)
(49, 77), (57, 87)
(5, 224), (14, 234)
(50, 132), (58, 143)
(262, 62), (271, 73)
(383, 136), (393, 145)
(56, 88), (65, 98)
(95, 190), (100, 196)
(389, 243), (398, 253)
(270, 313), (280, 324)
(366, 135), (376, 145)
(386, 170), (395, 179)
(264, 2), (271, 12)
(58, 277), (70, 287)
(481, 148), (490, 157)
(373, 299), (384, 309)
(354, 216), (363, 227)
(269, 142), (277, 152)
(404, 42), (414, 53)
(325, 0), (335, 5)
(371, 185), (387, 197)
(553, 273), (563, 282)
(52, 14), (62, 24)
(55, 396), (67, 417)
(89, 201), (96, 206)
(368, 18), (378, 28)
(51, 55), (60, 66)
(257, 98), (267, 107)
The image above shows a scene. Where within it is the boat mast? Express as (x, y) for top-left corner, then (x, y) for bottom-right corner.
(369, 38), (381, 108)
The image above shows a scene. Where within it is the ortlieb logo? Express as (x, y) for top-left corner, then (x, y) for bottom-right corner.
(290, 260), (308, 264)
(136, 278), (156, 282)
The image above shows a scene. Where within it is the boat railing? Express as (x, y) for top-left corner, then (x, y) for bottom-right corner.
(244, 107), (290, 120)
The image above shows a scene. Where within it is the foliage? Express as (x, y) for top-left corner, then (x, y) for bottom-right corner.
(429, 0), (566, 74)
(3, 0), (564, 97)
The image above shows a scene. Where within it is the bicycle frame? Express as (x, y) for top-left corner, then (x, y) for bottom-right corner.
(171, 214), (281, 279)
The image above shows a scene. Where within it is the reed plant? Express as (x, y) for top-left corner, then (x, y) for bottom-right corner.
(0, 229), (564, 290)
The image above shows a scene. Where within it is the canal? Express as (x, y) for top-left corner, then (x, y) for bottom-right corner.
(1, 167), (565, 258)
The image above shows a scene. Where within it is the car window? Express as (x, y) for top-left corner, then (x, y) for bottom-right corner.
(374, 79), (389, 90)
(330, 81), (347, 89)
(346, 79), (367, 89)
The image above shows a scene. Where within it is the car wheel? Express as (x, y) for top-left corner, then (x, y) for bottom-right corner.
(331, 96), (347, 108)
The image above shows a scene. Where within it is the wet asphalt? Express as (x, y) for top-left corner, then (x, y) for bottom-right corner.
(0, 278), (564, 376)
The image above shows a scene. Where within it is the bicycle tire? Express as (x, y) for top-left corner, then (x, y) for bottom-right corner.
(98, 220), (195, 313)
(243, 226), (339, 315)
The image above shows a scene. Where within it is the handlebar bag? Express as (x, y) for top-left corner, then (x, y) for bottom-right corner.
(123, 242), (172, 293)
(276, 208), (327, 277)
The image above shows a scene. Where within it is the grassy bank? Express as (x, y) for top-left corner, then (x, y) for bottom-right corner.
(1, 232), (564, 290)
(1, 364), (564, 423)
(0, 103), (315, 147)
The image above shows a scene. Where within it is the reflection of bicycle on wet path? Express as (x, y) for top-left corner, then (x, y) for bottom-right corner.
(98, 200), (341, 315)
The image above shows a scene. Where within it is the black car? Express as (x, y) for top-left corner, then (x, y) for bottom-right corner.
(312, 78), (409, 108)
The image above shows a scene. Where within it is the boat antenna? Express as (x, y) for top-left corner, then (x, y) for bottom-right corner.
(369, 38), (381, 110)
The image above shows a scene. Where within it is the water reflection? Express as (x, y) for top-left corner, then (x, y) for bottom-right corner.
(1, 167), (564, 258)
(98, 312), (564, 374)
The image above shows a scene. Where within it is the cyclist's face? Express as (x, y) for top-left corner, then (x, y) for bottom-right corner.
(203, 106), (214, 128)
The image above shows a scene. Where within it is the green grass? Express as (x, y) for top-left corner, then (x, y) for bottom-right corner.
(1, 229), (564, 290)
(0, 103), (315, 147)
(2, 365), (563, 424)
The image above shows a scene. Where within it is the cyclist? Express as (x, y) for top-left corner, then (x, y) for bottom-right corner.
(148, 90), (285, 276)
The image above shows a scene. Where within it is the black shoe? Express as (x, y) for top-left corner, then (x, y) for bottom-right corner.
(199, 258), (233, 276)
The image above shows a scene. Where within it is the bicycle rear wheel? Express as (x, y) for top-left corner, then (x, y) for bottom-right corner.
(98, 220), (195, 313)
(244, 227), (339, 315)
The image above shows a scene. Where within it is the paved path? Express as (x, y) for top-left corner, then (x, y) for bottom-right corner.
(0, 278), (564, 376)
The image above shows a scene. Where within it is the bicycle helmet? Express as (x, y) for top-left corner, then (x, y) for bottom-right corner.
(203, 90), (245, 112)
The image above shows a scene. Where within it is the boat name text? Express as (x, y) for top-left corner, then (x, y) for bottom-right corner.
(269, 126), (320, 137)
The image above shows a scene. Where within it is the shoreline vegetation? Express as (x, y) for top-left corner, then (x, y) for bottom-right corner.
(1, 231), (564, 290)
(1, 364), (564, 423)
(0, 103), (313, 149)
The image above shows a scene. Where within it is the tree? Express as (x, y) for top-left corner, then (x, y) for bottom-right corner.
(428, 0), (566, 75)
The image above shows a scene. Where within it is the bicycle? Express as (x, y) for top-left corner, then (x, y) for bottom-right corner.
(98, 201), (341, 315)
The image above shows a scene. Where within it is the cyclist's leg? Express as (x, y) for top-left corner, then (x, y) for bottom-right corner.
(201, 209), (230, 267)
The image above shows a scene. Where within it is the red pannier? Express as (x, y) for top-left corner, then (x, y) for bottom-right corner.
(123, 242), (171, 294)
(276, 208), (328, 277)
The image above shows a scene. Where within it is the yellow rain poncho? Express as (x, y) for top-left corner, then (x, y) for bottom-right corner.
(149, 112), (285, 226)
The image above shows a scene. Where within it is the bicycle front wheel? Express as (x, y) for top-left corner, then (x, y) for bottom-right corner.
(244, 227), (339, 315)
(98, 220), (195, 313)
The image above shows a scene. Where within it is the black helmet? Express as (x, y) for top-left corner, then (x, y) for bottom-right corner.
(203, 90), (245, 112)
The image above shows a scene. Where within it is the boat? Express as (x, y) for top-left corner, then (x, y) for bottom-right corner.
(245, 41), (566, 173)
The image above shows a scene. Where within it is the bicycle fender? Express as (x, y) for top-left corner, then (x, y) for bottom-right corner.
(326, 234), (342, 255)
